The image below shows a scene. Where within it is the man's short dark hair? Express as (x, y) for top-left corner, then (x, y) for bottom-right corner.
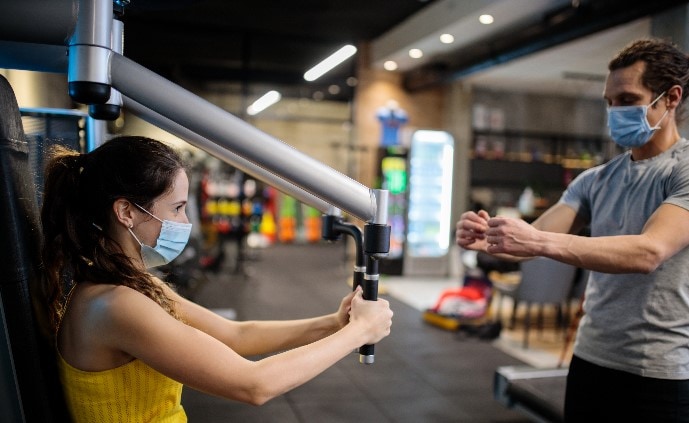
(609, 38), (689, 118)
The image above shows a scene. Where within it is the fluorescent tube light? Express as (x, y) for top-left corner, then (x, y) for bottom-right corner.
(304, 44), (357, 82)
(247, 90), (281, 116)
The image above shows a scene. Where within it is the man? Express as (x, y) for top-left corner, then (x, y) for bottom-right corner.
(456, 38), (689, 422)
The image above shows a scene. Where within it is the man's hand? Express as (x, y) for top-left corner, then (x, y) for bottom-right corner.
(456, 210), (491, 251)
(485, 216), (542, 257)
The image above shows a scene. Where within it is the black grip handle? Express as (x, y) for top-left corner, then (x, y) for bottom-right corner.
(352, 268), (365, 291)
(359, 259), (379, 364)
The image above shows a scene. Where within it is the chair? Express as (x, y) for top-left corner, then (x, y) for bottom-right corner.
(497, 257), (578, 348)
(0, 74), (70, 421)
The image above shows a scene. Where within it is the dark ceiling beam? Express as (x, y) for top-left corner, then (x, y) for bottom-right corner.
(403, 0), (689, 92)
(176, 65), (305, 85)
(158, 64), (354, 101)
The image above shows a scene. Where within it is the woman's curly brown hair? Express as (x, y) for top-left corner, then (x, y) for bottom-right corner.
(41, 136), (186, 332)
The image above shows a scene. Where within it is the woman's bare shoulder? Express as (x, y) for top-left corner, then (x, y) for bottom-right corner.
(66, 282), (173, 342)
(77, 282), (148, 314)
(59, 283), (156, 370)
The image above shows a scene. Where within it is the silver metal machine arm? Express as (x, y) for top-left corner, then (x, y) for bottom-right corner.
(0, 0), (391, 369)
(123, 96), (333, 214)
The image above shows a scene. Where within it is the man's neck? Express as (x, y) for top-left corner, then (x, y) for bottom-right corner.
(631, 126), (681, 161)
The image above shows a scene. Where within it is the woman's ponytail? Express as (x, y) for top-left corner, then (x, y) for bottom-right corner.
(41, 145), (86, 329)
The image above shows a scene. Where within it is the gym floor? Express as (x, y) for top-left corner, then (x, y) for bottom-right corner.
(177, 241), (536, 422)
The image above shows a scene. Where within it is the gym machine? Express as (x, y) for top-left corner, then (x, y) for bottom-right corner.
(0, 0), (390, 421)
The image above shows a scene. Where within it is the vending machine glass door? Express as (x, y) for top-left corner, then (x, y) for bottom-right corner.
(406, 130), (454, 261)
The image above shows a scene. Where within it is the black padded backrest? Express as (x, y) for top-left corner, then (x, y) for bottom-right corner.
(0, 74), (70, 422)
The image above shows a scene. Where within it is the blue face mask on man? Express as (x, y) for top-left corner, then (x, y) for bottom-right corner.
(128, 203), (192, 268)
(607, 92), (668, 148)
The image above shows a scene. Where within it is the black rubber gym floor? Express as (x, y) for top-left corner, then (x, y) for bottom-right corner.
(179, 241), (531, 423)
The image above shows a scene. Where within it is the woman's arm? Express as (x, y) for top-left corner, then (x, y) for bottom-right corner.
(162, 282), (355, 357)
(101, 285), (391, 405)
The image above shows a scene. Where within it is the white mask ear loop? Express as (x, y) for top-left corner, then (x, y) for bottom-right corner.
(648, 92), (669, 130)
(129, 204), (164, 249)
(649, 91), (666, 107)
(134, 203), (164, 223)
(650, 109), (670, 130)
(128, 223), (145, 247)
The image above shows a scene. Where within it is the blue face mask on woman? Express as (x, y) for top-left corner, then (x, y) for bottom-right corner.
(607, 92), (668, 148)
(128, 203), (192, 268)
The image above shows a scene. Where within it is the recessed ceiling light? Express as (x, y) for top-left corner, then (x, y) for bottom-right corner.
(328, 84), (341, 95)
(409, 48), (423, 59)
(479, 14), (494, 24)
(439, 33), (454, 44)
(384, 60), (398, 71)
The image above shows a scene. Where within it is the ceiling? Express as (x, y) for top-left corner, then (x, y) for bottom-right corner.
(464, 17), (652, 99)
(121, 0), (435, 101)
(120, 0), (689, 103)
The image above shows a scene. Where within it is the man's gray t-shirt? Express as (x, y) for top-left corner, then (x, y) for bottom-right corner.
(560, 138), (689, 379)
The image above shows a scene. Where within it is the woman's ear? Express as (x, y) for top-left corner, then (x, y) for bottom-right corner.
(112, 198), (135, 229)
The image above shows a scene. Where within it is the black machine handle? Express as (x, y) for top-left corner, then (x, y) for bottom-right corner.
(359, 256), (379, 364)
(321, 214), (365, 291)
(359, 224), (389, 364)
(322, 216), (389, 365)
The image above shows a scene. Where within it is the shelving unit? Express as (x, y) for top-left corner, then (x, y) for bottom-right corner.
(469, 129), (617, 212)
(471, 129), (613, 167)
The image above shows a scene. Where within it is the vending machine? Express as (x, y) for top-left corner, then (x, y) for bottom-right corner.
(403, 130), (455, 276)
(376, 145), (408, 275)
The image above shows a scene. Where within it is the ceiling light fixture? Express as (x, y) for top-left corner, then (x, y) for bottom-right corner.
(247, 90), (281, 116)
(304, 44), (357, 82)
(384, 60), (398, 71)
(439, 33), (455, 44)
(479, 14), (494, 24)
(409, 48), (423, 59)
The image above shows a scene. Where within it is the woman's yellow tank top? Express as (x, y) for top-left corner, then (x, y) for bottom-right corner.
(58, 353), (187, 423)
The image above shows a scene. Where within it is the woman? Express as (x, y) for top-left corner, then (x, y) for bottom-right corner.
(41, 136), (393, 422)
